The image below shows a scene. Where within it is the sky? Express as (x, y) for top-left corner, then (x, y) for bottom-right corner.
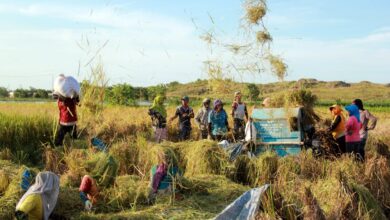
(0, 0), (390, 90)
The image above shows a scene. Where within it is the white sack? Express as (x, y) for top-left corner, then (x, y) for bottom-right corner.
(53, 75), (80, 98)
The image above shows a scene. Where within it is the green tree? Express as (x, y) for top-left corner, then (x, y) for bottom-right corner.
(245, 83), (260, 101)
(106, 83), (136, 106)
(0, 87), (8, 97)
(33, 89), (49, 98)
(147, 84), (167, 100)
(14, 89), (31, 98)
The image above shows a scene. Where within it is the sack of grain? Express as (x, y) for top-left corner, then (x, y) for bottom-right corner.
(53, 74), (80, 98)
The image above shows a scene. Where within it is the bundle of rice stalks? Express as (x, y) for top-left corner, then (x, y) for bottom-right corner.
(351, 183), (387, 219)
(110, 139), (140, 175)
(79, 62), (107, 140)
(52, 187), (84, 219)
(302, 187), (326, 220)
(227, 155), (255, 185)
(310, 172), (356, 219)
(275, 156), (301, 185)
(366, 136), (390, 158)
(43, 147), (66, 174)
(0, 170), (9, 194)
(256, 31), (272, 44)
(327, 155), (362, 182)
(92, 154), (118, 188)
(0, 148), (12, 160)
(364, 155), (390, 210)
(253, 151), (279, 185)
(298, 150), (326, 180)
(181, 140), (228, 176)
(268, 54), (287, 81)
(313, 129), (340, 157)
(258, 186), (301, 220)
(102, 175), (150, 212)
(245, 1), (267, 25)
(80, 63), (106, 115)
(0, 167), (24, 219)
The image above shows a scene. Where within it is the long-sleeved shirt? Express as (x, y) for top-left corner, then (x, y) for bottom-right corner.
(208, 109), (229, 136)
(359, 110), (377, 139)
(345, 116), (361, 143)
(329, 115), (345, 139)
(195, 107), (212, 130)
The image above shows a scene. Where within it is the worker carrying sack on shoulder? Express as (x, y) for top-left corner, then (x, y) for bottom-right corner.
(53, 74), (80, 98)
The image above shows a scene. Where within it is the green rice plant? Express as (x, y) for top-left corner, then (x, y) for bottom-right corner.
(0, 113), (54, 164)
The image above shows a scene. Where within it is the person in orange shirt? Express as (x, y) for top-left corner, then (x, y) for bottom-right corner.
(327, 105), (346, 154)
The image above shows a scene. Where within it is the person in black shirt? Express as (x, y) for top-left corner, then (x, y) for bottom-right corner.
(169, 96), (194, 141)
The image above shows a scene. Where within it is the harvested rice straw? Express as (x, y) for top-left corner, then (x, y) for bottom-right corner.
(0, 167), (24, 219)
(0, 170), (9, 194)
(182, 140), (228, 176)
(245, 3), (267, 25)
(256, 30), (272, 44)
(268, 54), (287, 81)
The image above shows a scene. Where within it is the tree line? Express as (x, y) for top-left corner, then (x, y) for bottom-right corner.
(0, 80), (261, 106)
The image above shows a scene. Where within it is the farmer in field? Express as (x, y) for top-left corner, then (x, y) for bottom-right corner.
(353, 99), (377, 160)
(345, 104), (362, 160)
(208, 99), (229, 141)
(327, 105), (346, 154)
(231, 91), (248, 140)
(79, 154), (118, 211)
(149, 149), (180, 202)
(169, 96), (194, 141)
(15, 171), (60, 220)
(195, 98), (212, 139)
(53, 94), (79, 146)
(148, 95), (168, 143)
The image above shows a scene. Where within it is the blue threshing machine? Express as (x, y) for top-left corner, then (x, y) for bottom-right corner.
(251, 107), (304, 156)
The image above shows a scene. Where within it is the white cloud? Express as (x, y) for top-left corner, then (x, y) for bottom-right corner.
(0, 2), (209, 89)
(272, 30), (390, 83)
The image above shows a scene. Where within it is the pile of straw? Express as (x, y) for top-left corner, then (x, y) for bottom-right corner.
(180, 140), (228, 176)
(103, 175), (150, 212)
(52, 187), (84, 219)
(228, 151), (278, 187)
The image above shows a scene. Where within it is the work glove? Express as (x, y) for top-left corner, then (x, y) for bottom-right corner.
(85, 200), (93, 211)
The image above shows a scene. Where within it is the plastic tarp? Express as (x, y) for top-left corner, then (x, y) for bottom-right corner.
(218, 141), (255, 161)
(53, 75), (80, 98)
(245, 121), (257, 143)
(214, 184), (270, 220)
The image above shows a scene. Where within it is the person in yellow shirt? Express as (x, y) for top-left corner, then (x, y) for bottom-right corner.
(15, 171), (60, 220)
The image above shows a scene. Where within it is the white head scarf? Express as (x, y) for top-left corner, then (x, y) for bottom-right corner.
(16, 171), (60, 220)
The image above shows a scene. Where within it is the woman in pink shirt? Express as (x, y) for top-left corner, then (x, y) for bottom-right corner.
(345, 104), (362, 160)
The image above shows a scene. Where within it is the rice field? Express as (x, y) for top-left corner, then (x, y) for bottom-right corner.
(0, 102), (390, 219)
